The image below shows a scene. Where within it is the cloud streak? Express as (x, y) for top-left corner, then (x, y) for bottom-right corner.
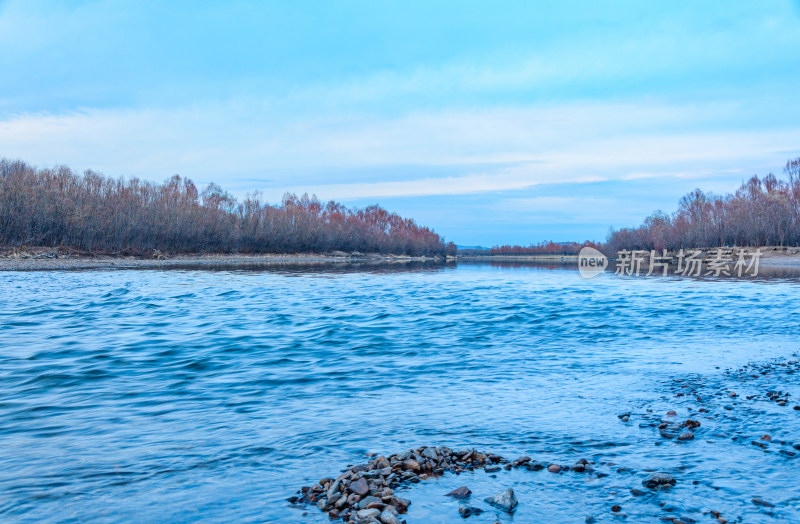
(2, 98), (799, 202)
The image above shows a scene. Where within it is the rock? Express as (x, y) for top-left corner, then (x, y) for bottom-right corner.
(390, 496), (410, 513)
(585, 517), (597, 524)
(357, 508), (381, 518)
(643, 473), (676, 489)
(458, 505), (484, 518)
(611, 505), (622, 512)
(547, 463), (561, 473)
(403, 459), (421, 472)
(677, 432), (695, 441)
(630, 489), (647, 496)
(666, 410), (677, 416)
(526, 461), (547, 471)
(484, 488), (518, 513)
(380, 509), (403, 524)
(485, 466), (500, 473)
(761, 434), (771, 441)
(421, 447), (438, 460)
(752, 497), (775, 507)
(446, 486), (472, 499)
(360, 496), (380, 508)
(374, 456), (391, 469)
(350, 478), (370, 497)
(327, 478), (342, 498)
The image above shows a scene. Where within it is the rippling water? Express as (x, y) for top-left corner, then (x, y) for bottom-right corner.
(1, 262), (799, 523)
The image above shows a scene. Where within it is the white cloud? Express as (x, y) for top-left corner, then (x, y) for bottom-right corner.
(2, 98), (799, 201)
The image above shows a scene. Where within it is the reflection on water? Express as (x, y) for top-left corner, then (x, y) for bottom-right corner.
(0, 262), (798, 522)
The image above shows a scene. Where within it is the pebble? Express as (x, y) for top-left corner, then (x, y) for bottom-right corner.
(350, 478), (370, 497)
(547, 463), (561, 473)
(752, 497), (775, 507)
(677, 432), (695, 441)
(356, 508), (380, 519)
(360, 496), (380, 508)
(379, 509), (402, 524)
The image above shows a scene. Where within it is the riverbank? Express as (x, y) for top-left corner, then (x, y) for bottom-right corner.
(461, 246), (800, 267)
(0, 248), (451, 271)
(4, 245), (800, 271)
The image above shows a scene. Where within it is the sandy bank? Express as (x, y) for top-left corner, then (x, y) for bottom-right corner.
(0, 252), (450, 271)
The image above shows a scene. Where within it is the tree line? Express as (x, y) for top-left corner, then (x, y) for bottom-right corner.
(606, 157), (800, 252)
(0, 159), (455, 257)
(488, 241), (603, 256)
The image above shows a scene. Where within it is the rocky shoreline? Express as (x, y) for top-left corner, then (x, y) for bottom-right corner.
(290, 446), (679, 523)
(293, 355), (800, 523)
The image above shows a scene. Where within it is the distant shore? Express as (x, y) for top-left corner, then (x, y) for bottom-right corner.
(4, 246), (800, 270)
(0, 251), (452, 271)
(462, 246), (800, 267)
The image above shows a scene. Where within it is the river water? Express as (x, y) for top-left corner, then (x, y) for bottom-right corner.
(1, 262), (798, 523)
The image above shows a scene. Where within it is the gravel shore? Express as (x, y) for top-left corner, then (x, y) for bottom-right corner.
(0, 253), (447, 271)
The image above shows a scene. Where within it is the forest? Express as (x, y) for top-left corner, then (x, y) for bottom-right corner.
(606, 157), (800, 252)
(0, 159), (455, 257)
(487, 241), (603, 256)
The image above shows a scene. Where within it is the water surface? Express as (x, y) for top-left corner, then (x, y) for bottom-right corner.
(1, 263), (799, 522)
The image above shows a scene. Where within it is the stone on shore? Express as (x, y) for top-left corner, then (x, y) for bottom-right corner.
(350, 478), (370, 497)
(380, 509), (403, 524)
(357, 507), (381, 518)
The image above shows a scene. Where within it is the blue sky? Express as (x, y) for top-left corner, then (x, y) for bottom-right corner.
(2, 1), (800, 246)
